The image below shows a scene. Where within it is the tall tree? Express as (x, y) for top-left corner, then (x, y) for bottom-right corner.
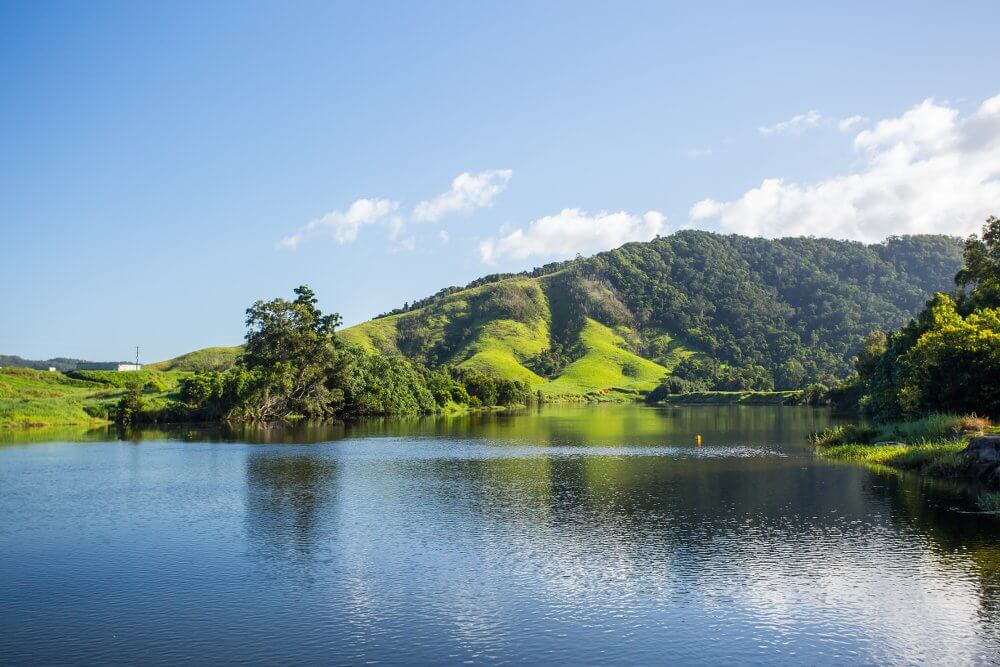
(236, 285), (346, 420)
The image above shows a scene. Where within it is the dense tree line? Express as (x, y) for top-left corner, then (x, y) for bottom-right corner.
(570, 231), (962, 387)
(839, 217), (1000, 421)
(170, 286), (531, 423)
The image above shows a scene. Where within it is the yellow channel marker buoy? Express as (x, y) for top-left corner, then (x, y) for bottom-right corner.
(695, 434), (702, 446)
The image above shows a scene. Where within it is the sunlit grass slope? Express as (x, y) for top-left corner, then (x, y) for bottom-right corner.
(0, 368), (106, 427)
(343, 280), (673, 399)
(542, 319), (667, 398)
(0, 367), (189, 428)
(456, 318), (548, 385)
(341, 278), (553, 381)
(148, 346), (242, 372)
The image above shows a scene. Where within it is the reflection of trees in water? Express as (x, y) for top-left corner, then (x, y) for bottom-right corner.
(865, 468), (1000, 631)
(244, 452), (339, 563)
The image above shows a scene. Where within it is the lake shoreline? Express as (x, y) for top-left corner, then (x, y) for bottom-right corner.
(811, 415), (1000, 510)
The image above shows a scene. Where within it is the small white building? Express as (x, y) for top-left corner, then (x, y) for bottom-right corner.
(117, 363), (142, 372)
(48, 367), (56, 372)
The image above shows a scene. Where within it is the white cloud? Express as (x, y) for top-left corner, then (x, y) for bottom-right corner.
(686, 147), (713, 158)
(412, 169), (512, 222)
(838, 115), (868, 132)
(758, 110), (822, 136)
(278, 198), (399, 249)
(438, 230), (450, 243)
(479, 208), (666, 265)
(690, 94), (1000, 242)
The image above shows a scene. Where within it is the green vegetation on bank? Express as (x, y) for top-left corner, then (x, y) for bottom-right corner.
(148, 231), (959, 400)
(809, 217), (1000, 500)
(655, 390), (803, 406)
(0, 366), (187, 428)
(150, 286), (534, 424)
(2, 286), (537, 429)
(831, 217), (1000, 421)
(811, 414), (999, 509)
(5, 229), (967, 426)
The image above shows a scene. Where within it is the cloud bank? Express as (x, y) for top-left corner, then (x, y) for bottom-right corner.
(479, 208), (666, 264)
(691, 94), (1000, 241)
(412, 169), (512, 222)
(279, 168), (511, 249)
(278, 198), (400, 249)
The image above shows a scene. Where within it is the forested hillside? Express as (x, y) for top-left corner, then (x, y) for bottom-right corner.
(340, 231), (962, 397)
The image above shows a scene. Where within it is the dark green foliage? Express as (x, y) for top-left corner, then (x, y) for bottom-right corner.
(645, 377), (688, 403)
(450, 368), (532, 406)
(179, 372), (223, 407)
(800, 383), (831, 406)
(845, 217), (1000, 421)
(417, 366), (471, 407)
(525, 343), (571, 378)
(569, 231), (961, 384)
(362, 231), (962, 391)
(115, 379), (145, 426)
(340, 351), (437, 416)
(173, 286), (530, 423)
(236, 285), (346, 420)
(670, 357), (773, 392)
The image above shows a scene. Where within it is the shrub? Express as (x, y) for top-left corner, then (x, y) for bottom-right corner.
(976, 492), (1000, 512)
(116, 380), (145, 425)
(874, 413), (990, 444)
(809, 424), (880, 447)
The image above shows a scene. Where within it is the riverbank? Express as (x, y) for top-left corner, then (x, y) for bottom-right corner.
(655, 390), (803, 406)
(0, 366), (531, 429)
(0, 367), (184, 429)
(0, 368), (810, 429)
(811, 414), (1000, 511)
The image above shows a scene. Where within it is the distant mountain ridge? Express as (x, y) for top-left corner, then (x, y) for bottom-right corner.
(0, 355), (125, 372)
(154, 230), (964, 399)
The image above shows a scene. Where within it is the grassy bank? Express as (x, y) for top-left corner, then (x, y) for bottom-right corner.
(658, 390), (802, 406)
(0, 367), (188, 428)
(812, 414), (1000, 511)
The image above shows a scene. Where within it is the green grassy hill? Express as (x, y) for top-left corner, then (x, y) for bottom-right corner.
(150, 230), (964, 401)
(146, 346), (242, 372)
(339, 231), (962, 398)
(0, 367), (188, 428)
(338, 273), (695, 399)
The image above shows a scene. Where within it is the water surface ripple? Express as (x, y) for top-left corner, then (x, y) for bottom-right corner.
(1, 405), (999, 665)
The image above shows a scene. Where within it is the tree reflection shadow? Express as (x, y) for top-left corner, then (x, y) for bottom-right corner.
(244, 451), (339, 565)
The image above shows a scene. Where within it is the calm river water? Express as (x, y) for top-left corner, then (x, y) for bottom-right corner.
(2, 405), (999, 665)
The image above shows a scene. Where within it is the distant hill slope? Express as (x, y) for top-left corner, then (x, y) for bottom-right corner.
(146, 346), (242, 372)
(341, 231), (963, 396)
(155, 231), (963, 399)
(0, 355), (124, 372)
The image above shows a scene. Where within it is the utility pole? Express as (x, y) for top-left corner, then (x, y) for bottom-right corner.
(136, 346), (139, 369)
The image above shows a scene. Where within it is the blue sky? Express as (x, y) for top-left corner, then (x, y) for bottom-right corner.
(2, 1), (999, 362)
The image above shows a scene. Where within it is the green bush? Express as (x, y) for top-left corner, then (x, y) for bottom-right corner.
(809, 424), (880, 447)
(874, 413), (989, 444)
(115, 380), (145, 426)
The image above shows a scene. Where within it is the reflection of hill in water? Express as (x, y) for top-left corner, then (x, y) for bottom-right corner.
(3, 405), (999, 662)
(227, 406), (1000, 660)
